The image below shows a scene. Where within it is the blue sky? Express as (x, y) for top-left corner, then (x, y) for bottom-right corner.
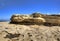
(0, 0), (59, 19)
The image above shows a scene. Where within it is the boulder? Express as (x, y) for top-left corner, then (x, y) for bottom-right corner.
(10, 14), (24, 23)
(31, 13), (41, 18)
(10, 14), (32, 23)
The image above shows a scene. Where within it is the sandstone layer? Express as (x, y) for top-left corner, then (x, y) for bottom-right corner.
(10, 13), (60, 26)
(0, 22), (60, 41)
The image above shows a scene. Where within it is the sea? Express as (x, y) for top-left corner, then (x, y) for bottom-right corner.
(0, 19), (10, 22)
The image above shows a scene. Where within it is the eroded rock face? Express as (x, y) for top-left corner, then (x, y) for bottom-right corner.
(10, 13), (46, 24)
(10, 14), (23, 22)
(31, 12), (42, 18)
(10, 13), (60, 26)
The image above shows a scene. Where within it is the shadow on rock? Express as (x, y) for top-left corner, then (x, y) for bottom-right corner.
(9, 21), (44, 26)
(4, 31), (20, 39)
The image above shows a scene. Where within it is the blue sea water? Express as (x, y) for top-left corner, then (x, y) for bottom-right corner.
(0, 19), (10, 22)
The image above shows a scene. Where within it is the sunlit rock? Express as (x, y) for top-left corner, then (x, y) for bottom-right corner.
(10, 13), (46, 25)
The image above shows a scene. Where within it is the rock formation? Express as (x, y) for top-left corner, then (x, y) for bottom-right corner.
(10, 13), (46, 25)
(1, 22), (60, 41)
(10, 12), (60, 26)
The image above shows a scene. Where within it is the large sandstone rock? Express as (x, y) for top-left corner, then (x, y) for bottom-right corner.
(10, 13), (46, 24)
(10, 14), (31, 23)
(31, 12), (43, 18)
(10, 13), (60, 26)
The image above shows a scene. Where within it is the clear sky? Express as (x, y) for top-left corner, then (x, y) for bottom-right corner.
(0, 0), (59, 19)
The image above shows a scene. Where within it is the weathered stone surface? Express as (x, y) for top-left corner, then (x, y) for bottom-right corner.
(10, 14), (24, 22)
(10, 13), (46, 25)
(10, 13), (60, 26)
(31, 12), (42, 18)
(1, 22), (60, 41)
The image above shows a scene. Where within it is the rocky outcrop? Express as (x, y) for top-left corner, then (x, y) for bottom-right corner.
(10, 13), (60, 26)
(31, 12), (42, 18)
(1, 22), (60, 41)
(10, 14), (25, 22)
(10, 13), (46, 25)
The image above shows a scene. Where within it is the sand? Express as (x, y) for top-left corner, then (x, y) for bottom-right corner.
(0, 22), (60, 41)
